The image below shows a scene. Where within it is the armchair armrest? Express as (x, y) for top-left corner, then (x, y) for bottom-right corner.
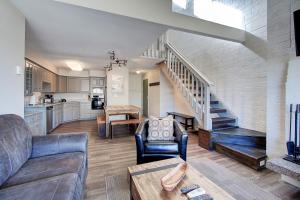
(174, 121), (188, 161)
(135, 120), (148, 164)
(31, 133), (88, 158)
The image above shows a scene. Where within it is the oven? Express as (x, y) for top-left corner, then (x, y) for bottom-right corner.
(91, 96), (104, 110)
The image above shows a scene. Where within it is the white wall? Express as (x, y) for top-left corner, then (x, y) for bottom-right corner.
(143, 64), (193, 119)
(285, 58), (300, 146)
(143, 68), (161, 117)
(168, 0), (268, 132)
(106, 67), (129, 105)
(159, 67), (174, 117)
(0, 0), (25, 117)
(266, 0), (300, 158)
(129, 73), (143, 108)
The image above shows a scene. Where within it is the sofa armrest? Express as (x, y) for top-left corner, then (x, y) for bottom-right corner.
(174, 121), (188, 161)
(135, 120), (148, 164)
(31, 133), (88, 158)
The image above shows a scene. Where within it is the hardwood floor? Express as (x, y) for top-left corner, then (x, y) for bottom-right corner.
(52, 120), (300, 200)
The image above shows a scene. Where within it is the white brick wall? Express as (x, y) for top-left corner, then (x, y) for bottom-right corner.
(266, 0), (300, 158)
(168, 0), (268, 133)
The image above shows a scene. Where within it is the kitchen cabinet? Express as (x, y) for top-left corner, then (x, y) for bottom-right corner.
(56, 76), (67, 93)
(80, 102), (91, 120)
(63, 102), (80, 122)
(53, 103), (63, 129)
(25, 59), (57, 94)
(67, 77), (90, 93)
(51, 74), (57, 92)
(24, 111), (46, 136)
(32, 66), (42, 92)
(63, 103), (73, 122)
(25, 60), (106, 96)
(90, 77), (105, 87)
(81, 78), (90, 92)
(67, 77), (81, 93)
(25, 62), (33, 96)
(80, 102), (103, 120)
(72, 102), (80, 120)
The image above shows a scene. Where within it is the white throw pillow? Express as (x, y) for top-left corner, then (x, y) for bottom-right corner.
(147, 115), (174, 141)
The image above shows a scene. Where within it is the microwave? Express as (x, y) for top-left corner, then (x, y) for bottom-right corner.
(92, 87), (104, 98)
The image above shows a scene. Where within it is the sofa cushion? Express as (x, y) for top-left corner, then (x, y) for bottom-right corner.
(144, 141), (179, 154)
(147, 116), (174, 141)
(0, 115), (32, 186)
(0, 173), (82, 200)
(2, 152), (86, 188)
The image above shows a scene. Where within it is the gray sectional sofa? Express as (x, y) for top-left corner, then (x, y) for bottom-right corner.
(0, 114), (88, 200)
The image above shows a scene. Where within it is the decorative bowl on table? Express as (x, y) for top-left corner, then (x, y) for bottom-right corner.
(161, 162), (188, 191)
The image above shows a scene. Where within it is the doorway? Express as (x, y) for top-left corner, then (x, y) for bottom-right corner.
(143, 79), (148, 117)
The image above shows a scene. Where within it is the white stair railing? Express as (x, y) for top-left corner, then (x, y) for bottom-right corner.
(142, 34), (213, 130)
(142, 34), (167, 59)
(165, 42), (212, 130)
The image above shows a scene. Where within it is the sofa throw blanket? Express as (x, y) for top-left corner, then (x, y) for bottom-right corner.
(147, 116), (174, 141)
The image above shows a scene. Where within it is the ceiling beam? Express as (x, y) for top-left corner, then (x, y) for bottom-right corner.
(54, 0), (245, 43)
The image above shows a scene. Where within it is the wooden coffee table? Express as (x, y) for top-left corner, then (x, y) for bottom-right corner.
(128, 158), (235, 200)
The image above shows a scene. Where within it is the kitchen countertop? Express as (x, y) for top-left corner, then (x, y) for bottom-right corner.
(25, 102), (64, 108)
(24, 111), (44, 117)
(25, 101), (90, 108)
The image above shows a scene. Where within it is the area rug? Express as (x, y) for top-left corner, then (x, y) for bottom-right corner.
(188, 158), (280, 200)
(105, 175), (130, 200)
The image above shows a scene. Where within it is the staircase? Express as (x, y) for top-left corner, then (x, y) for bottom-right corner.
(143, 34), (267, 170)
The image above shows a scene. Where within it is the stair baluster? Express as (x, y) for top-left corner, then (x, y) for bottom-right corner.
(165, 45), (212, 130)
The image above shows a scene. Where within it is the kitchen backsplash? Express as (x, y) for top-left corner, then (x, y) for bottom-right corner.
(24, 93), (90, 105)
(53, 93), (90, 102)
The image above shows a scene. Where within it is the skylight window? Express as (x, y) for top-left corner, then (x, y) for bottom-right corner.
(172, 0), (244, 30)
(173, 0), (187, 9)
(194, 0), (244, 29)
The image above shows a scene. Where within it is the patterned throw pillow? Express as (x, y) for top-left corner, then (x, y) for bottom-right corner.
(147, 115), (174, 141)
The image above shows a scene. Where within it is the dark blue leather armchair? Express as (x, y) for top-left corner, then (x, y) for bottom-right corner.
(135, 119), (188, 164)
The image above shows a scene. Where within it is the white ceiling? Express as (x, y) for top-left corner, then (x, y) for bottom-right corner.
(11, 0), (168, 71)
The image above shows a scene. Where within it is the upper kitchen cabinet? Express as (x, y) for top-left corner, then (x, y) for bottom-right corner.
(90, 77), (105, 87)
(81, 78), (90, 92)
(24, 62), (33, 96)
(56, 76), (67, 93)
(33, 66), (42, 92)
(67, 77), (90, 93)
(67, 77), (81, 92)
(25, 59), (57, 94)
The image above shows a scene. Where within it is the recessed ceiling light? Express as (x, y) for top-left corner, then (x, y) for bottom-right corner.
(136, 71), (141, 74)
(66, 61), (83, 71)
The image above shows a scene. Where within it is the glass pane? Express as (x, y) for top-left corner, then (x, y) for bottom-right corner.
(172, 0), (244, 30)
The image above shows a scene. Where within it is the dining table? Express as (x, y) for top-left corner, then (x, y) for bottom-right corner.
(104, 105), (141, 137)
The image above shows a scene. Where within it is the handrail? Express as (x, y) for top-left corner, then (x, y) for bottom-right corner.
(165, 42), (213, 87)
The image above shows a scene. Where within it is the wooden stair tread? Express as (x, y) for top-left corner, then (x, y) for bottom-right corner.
(212, 124), (238, 131)
(213, 128), (266, 138)
(212, 117), (235, 124)
(210, 108), (226, 113)
(210, 100), (219, 105)
(216, 143), (266, 159)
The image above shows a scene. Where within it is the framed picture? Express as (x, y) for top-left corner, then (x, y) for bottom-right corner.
(111, 75), (124, 96)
